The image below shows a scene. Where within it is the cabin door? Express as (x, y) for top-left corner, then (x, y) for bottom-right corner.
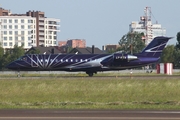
(31, 54), (38, 67)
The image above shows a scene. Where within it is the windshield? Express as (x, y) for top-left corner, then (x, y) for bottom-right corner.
(18, 56), (27, 61)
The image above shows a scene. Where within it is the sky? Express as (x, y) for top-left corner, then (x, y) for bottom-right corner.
(0, 0), (179, 48)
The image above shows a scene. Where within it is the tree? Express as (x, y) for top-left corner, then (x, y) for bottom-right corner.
(118, 32), (145, 54)
(160, 32), (180, 68)
(176, 32), (180, 49)
(161, 45), (176, 63)
(173, 49), (180, 68)
(161, 44), (180, 68)
(1, 45), (25, 70)
(26, 48), (40, 54)
(174, 32), (180, 68)
(0, 43), (4, 70)
(1, 50), (12, 70)
(106, 49), (117, 54)
(9, 44), (24, 62)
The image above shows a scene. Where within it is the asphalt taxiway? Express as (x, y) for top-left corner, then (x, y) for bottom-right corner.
(0, 110), (180, 120)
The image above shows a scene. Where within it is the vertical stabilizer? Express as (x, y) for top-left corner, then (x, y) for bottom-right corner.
(140, 36), (172, 57)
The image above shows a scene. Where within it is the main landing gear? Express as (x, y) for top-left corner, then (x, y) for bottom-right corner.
(86, 71), (97, 77)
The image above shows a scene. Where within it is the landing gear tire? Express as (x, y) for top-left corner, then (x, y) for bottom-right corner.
(86, 72), (94, 77)
(88, 73), (93, 77)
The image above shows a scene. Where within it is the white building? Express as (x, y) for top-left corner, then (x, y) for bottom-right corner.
(0, 16), (34, 50)
(129, 21), (166, 45)
(0, 8), (60, 51)
(129, 7), (166, 45)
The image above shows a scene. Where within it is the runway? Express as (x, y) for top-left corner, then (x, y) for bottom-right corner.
(0, 110), (180, 120)
(0, 74), (180, 79)
(0, 69), (180, 80)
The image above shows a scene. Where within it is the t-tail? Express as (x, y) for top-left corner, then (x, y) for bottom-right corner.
(139, 36), (172, 58)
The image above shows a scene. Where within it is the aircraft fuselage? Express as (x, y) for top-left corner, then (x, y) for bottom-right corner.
(6, 36), (172, 76)
(7, 53), (157, 72)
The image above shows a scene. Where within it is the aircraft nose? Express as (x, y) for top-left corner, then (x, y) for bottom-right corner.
(6, 63), (12, 69)
(6, 62), (16, 70)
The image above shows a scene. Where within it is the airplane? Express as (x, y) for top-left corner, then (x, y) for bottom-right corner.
(6, 36), (171, 77)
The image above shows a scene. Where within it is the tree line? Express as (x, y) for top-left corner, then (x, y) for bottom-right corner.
(0, 44), (24, 70)
(0, 32), (180, 70)
(161, 32), (180, 68)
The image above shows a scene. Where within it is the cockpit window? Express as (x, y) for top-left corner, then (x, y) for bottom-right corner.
(19, 56), (27, 61)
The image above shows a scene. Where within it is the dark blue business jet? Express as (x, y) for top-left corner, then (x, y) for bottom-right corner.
(6, 36), (171, 76)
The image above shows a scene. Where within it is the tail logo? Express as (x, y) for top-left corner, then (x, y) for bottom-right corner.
(145, 42), (166, 53)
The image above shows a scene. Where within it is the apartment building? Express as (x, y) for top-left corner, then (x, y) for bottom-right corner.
(102, 44), (120, 52)
(0, 8), (60, 50)
(58, 39), (86, 48)
(67, 39), (86, 48)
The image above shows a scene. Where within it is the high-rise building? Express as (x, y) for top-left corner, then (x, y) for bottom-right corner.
(129, 7), (166, 45)
(0, 8), (60, 51)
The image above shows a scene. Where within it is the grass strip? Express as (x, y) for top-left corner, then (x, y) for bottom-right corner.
(0, 77), (180, 109)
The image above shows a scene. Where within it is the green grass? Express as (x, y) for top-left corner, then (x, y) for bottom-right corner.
(0, 71), (179, 78)
(0, 76), (180, 109)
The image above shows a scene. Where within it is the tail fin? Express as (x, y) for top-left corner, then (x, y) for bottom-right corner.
(140, 36), (172, 57)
